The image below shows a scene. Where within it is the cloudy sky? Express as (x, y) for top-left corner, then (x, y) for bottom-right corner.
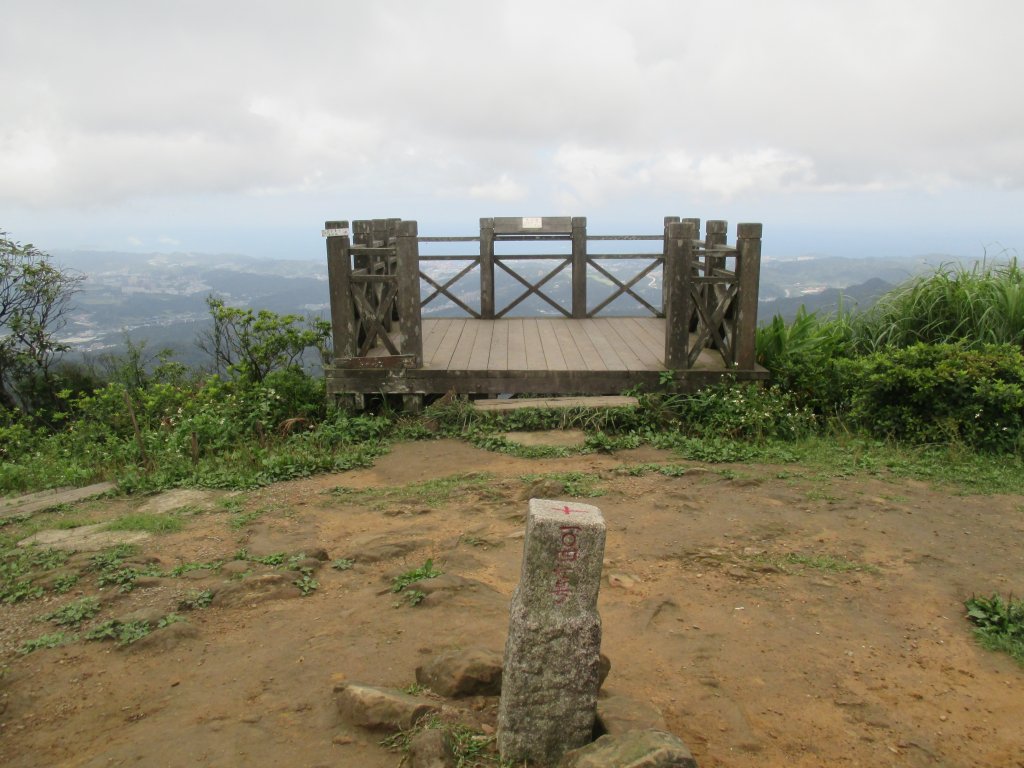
(2, 0), (1023, 261)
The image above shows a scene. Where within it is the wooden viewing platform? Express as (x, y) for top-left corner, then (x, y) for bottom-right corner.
(323, 216), (767, 409)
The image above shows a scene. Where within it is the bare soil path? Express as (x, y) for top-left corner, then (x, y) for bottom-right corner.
(1, 440), (1022, 767)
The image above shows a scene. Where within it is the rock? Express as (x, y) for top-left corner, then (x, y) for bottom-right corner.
(637, 597), (680, 631)
(559, 730), (698, 767)
(137, 489), (219, 515)
(345, 534), (429, 563)
(596, 695), (668, 735)
(333, 683), (439, 733)
(504, 429), (588, 449)
(607, 573), (636, 590)
(403, 573), (505, 610)
(498, 499), (607, 766)
(210, 573), (300, 607)
(18, 524), (151, 552)
(126, 620), (199, 653)
(598, 653), (611, 689)
(408, 728), (457, 768)
(416, 647), (503, 698)
(520, 478), (568, 501)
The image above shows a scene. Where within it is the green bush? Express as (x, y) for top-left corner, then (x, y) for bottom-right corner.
(842, 343), (1024, 451)
(642, 382), (818, 442)
(756, 307), (856, 414)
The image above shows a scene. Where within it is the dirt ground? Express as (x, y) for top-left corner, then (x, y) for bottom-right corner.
(1, 439), (1022, 768)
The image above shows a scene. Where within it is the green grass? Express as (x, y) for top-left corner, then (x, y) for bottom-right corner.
(380, 715), (505, 767)
(105, 513), (184, 534)
(965, 594), (1024, 666)
(855, 259), (1024, 352)
(741, 549), (879, 575)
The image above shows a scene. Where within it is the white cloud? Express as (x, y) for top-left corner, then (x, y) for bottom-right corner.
(468, 174), (528, 202)
(1, 0), (1023, 255)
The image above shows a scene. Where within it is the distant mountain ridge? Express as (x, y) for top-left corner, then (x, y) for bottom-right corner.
(50, 249), (992, 364)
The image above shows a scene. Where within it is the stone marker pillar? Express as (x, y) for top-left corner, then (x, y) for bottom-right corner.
(498, 498), (607, 766)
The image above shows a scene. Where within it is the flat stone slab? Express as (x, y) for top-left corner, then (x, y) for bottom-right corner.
(501, 430), (589, 448)
(559, 729), (698, 767)
(18, 523), (150, 552)
(334, 682), (440, 733)
(136, 489), (221, 515)
(0, 482), (115, 520)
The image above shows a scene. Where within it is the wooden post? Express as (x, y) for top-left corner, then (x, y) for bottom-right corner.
(325, 220), (356, 361)
(704, 220), (729, 355)
(571, 216), (587, 318)
(397, 219), (424, 367)
(664, 219), (699, 369)
(480, 218), (495, 319)
(661, 216), (680, 317)
(734, 223), (763, 370)
(371, 218), (388, 247)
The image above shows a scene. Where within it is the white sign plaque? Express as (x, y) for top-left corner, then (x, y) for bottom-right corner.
(321, 228), (350, 238)
(521, 217), (543, 229)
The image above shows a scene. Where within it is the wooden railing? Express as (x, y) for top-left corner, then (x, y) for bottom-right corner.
(419, 217), (665, 320)
(323, 216), (761, 372)
(324, 218), (422, 369)
(663, 219), (762, 370)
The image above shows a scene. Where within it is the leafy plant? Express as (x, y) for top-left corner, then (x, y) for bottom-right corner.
(331, 558), (354, 571)
(392, 559), (442, 594)
(965, 594), (1024, 665)
(43, 596), (100, 627)
(19, 631), (72, 655)
(294, 574), (319, 596)
(85, 619), (153, 646)
(178, 589), (214, 610)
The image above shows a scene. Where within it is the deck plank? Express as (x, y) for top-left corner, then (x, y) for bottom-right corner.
(506, 319), (527, 370)
(621, 317), (665, 363)
(536, 318), (568, 371)
(594, 318), (647, 371)
(422, 318), (450, 363)
(467, 322), (494, 370)
(633, 317), (668, 358)
(610, 318), (662, 369)
(489, 320), (509, 370)
(552, 321), (587, 370)
(564, 321), (606, 371)
(428, 318), (467, 370)
(447, 319), (479, 370)
(523, 319), (546, 370)
(581, 319), (627, 371)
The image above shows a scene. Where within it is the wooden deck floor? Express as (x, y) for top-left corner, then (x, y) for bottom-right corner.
(329, 317), (766, 398)
(415, 317), (727, 371)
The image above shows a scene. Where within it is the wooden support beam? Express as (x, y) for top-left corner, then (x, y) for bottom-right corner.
(325, 220), (356, 361)
(571, 216), (587, 318)
(472, 395), (639, 413)
(397, 220), (424, 366)
(480, 218), (495, 319)
(664, 219), (699, 369)
(734, 222), (763, 370)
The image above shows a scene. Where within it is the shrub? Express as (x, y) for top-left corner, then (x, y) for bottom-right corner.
(756, 307), (856, 414)
(842, 343), (1024, 451)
